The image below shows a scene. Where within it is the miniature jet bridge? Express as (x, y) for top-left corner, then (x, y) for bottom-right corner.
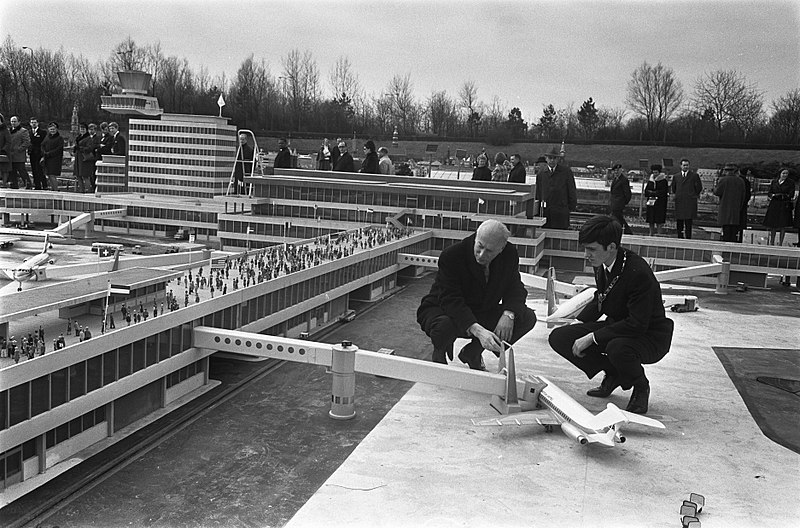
(193, 326), (523, 419)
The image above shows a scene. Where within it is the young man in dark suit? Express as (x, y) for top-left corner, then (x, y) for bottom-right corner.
(548, 215), (674, 414)
(108, 122), (126, 156)
(417, 219), (537, 370)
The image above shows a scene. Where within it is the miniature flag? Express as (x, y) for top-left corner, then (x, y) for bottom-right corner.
(217, 94), (226, 108)
(109, 284), (130, 295)
(478, 197), (485, 205)
(366, 208), (374, 214)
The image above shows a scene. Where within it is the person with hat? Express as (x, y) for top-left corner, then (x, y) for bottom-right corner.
(714, 163), (747, 242)
(40, 122), (64, 191)
(547, 215), (674, 415)
(644, 164), (668, 236)
(670, 158), (703, 239)
(417, 219), (537, 370)
(608, 164), (633, 234)
(535, 145), (577, 229)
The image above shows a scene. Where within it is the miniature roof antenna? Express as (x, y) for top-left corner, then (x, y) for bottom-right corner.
(490, 341), (520, 414)
(546, 266), (558, 317)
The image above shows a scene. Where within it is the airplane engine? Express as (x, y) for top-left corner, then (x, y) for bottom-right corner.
(561, 422), (588, 445)
(615, 431), (626, 443)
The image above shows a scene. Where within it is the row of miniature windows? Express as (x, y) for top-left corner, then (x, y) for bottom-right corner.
(130, 133), (237, 145)
(131, 124), (237, 136)
(130, 144), (232, 157)
(129, 155), (233, 168)
(129, 175), (225, 188)
(129, 164), (230, 177)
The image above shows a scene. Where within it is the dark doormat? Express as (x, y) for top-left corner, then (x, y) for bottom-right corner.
(713, 347), (800, 454)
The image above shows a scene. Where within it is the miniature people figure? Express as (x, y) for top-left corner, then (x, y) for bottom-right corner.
(548, 215), (674, 414)
(417, 219), (537, 370)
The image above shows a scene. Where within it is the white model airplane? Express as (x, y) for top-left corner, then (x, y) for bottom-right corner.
(1, 234), (56, 291)
(0, 227), (65, 249)
(472, 345), (665, 446)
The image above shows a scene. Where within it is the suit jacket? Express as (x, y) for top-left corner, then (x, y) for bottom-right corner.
(333, 152), (354, 172)
(609, 174), (632, 214)
(274, 147), (292, 168)
(29, 127), (46, 155)
(111, 133), (126, 156)
(359, 151), (379, 174)
(671, 170), (703, 220)
(577, 247), (673, 357)
(417, 233), (528, 333)
(8, 126), (31, 162)
(535, 162), (577, 228)
(508, 163), (526, 183)
(41, 133), (65, 175)
(330, 145), (341, 169)
(99, 132), (113, 155)
(714, 174), (746, 226)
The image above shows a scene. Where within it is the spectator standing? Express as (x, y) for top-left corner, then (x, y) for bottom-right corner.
(737, 167), (753, 243)
(109, 122), (126, 155)
(317, 138), (332, 170)
(0, 114), (10, 187)
(471, 155), (491, 181)
(670, 158), (703, 239)
(644, 164), (668, 236)
(78, 123), (101, 192)
(491, 152), (510, 182)
(714, 163), (747, 242)
(99, 122), (112, 155)
(232, 132), (253, 194)
(8, 116), (33, 189)
(507, 153), (526, 183)
(40, 122), (65, 192)
(273, 138), (292, 169)
(72, 123), (89, 191)
(535, 146), (577, 229)
(359, 140), (380, 173)
(378, 147), (393, 175)
(333, 141), (354, 172)
(608, 164), (633, 235)
(762, 168), (795, 246)
(330, 137), (342, 170)
(28, 117), (47, 190)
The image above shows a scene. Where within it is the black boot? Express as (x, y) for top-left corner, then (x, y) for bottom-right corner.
(626, 376), (650, 414)
(587, 372), (620, 398)
(432, 348), (448, 364)
(458, 342), (486, 371)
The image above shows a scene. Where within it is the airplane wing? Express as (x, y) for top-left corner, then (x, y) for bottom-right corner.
(0, 235), (21, 248)
(588, 403), (665, 430)
(472, 410), (559, 427)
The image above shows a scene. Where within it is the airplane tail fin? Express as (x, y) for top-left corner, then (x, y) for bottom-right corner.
(546, 267), (557, 317)
(586, 427), (617, 447)
(41, 234), (50, 254)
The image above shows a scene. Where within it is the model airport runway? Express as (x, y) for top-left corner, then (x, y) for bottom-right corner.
(2, 267), (797, 528)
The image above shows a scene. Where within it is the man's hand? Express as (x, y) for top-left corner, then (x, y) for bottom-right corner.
(468, 323), (503, 354)
(571, 333), (595, 358)
(493, 313), (514, 343)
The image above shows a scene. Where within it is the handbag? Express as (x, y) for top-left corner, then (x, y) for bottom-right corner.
(646, 198), (656, 206)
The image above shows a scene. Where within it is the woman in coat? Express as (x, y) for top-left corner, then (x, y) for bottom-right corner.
(40, 122), (64, 191)
(762, 168), (795, 246)
(359, 140), (379, 174)
(471, 155), (492, 181)
(491, 152), (510, 182)
(644, 164), (668, 236)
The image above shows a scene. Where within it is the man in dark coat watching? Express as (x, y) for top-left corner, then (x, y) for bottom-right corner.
(28, 118), (46, 190)
(508, 153), (526, 183)
(608, 164), (633, 234)
(670, 158), (703, 239)
(417, 219), (537, 370)
(714, 163), (747, 243)
(548, 215), (674, 414)
(273, 138), (292, 169)
(535, 146), (577, 229)
(333, 140), (354, 172)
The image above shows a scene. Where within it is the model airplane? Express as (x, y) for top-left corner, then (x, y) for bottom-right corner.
(0, 227), (65, 249)
(472, 344), (665, 447)
(1, 234), (56, 291)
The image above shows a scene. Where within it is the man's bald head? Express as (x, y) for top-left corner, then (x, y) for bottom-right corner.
(474, 219), (510, 266)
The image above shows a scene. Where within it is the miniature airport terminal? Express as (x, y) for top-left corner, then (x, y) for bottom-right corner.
(1, 71), (799, 527)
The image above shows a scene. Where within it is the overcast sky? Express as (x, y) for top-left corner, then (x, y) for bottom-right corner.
(2, 0), (798, 121)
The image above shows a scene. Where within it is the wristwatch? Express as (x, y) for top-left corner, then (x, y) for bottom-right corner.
(503, 311), (515, 320)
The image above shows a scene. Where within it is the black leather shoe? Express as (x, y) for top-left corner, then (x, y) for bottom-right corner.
(626, 377), (650, 414)
(587, 373), (620, 398)
(458, 343), (486, 371)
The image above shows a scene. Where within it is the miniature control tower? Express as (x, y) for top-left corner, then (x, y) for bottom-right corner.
(100, 71), (163, 117)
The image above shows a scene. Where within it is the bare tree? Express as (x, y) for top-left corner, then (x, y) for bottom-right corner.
(426, 90), (458, 136)
(281, 49), (320, 131)
(458, 80), (480, 136)
(769, 88), (800, 144)
(385, 73), (418, 135)
(693, 70), (764, 140)
(329, 56), (360, 131)
(626, 61), (684, 141)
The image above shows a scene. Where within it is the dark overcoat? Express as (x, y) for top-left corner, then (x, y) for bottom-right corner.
(671, 170), (703, 220)
(609, 174), (632, 214)
(40, 132), (64, 175)
(714, 174), (746, 226)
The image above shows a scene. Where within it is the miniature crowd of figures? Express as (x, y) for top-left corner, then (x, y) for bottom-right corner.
(4, 226), (414, 362)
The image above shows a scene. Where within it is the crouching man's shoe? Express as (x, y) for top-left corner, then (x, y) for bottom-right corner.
(431, 348), (448, 364)
(458, 342), (486, 371)
(586, 373), (620, 398)
(626, 376), (650, 414)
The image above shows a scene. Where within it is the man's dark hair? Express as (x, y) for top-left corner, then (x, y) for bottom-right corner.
(578, 215), (622, 249)
(680, 158), (689, 164)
